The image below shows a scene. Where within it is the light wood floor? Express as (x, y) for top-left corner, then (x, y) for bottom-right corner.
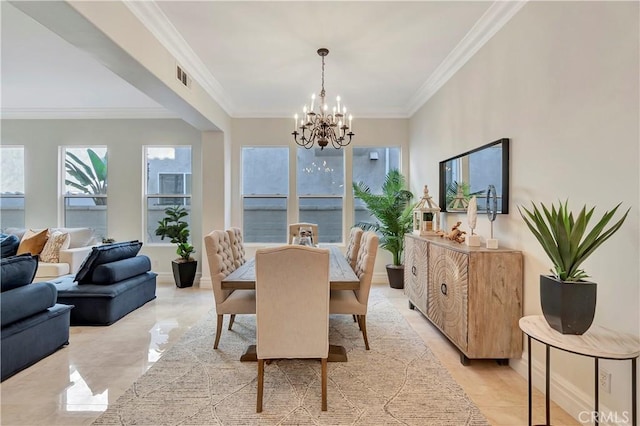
(0, 282), (578, 425)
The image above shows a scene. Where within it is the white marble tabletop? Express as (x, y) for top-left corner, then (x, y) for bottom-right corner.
(519, 315), (640, 360)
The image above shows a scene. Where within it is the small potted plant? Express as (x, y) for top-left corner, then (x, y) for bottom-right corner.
(353, 169), (415, 289)
(155, 205), (197, 288)
(519, 200), (629, 334)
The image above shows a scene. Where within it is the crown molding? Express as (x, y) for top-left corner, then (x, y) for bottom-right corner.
(123, 0), (235, 116)
(0, 107), (178, 120)
(406, 0), (528, 116)
(233, 109), (410, 120)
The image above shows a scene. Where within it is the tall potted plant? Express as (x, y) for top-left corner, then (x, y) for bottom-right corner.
(155, 205), (197, 288)
(353, 169), (415, 289)
(519, 201), (629, 334)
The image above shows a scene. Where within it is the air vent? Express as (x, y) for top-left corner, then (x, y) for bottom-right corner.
(176, 65), (191, 88)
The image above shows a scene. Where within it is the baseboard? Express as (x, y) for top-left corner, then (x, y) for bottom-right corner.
(512, 354), (631, 426)
(155, 272), (205, 287)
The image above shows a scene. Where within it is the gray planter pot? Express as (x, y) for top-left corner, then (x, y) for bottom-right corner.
(540, 275), (596, 335)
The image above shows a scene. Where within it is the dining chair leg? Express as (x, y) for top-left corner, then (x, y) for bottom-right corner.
(352, 315), (357, 323)
(257, 359), (264, 413)
(228, 314), (236, 330)
(321, 358), (327, 411)
(214, 314), (224, 349)
(359, 315), (370, 350)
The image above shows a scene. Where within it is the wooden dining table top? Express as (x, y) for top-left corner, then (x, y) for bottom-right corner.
(222, 245), (359, 290)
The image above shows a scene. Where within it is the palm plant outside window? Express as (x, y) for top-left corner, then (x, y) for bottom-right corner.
(63, 147), (107, 240)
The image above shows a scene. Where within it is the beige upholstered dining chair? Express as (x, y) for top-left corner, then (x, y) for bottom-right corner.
(329, 231), (379, 350)
(288, 222), (319, 245)
(345, 227), (364, 270)
(255, 245), (330, 413)
(226, 227), (246, 269)
(204, 230), (255, 349)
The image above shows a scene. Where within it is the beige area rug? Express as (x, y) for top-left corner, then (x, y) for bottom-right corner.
(93, 289), (488, 425)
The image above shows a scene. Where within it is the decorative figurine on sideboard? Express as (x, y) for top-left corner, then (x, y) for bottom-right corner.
(438, 221), (466, 244)
(412, 185), (440, 236)
(466, 196), (481, 247)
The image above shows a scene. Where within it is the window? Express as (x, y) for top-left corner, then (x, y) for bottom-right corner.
(297, 148), (344, 243)
(158, 173), (192, 205)
(63, 147), (108, 240)
(352, 147), (401, 226)
(145, 146), (192, 243)
(0, 146), (25, 229)
(242, 147), (288, 243)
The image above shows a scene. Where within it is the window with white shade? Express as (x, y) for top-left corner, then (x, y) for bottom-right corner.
(242, 147), (289, 243)
(145, 146), (192, 243)
(297, 147), (344, 243)
(0, 146), (25, 229)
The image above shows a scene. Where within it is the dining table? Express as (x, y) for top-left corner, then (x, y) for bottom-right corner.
(222, 245), (359, 362)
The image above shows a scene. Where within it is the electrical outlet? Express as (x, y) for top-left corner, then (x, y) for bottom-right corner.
(599, 368), (611, 393)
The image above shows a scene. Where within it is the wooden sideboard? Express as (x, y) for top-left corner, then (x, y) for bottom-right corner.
(404, 234), (524, 364)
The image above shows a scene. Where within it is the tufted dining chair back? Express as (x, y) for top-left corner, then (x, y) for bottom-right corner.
(353, 231), (379, 307)
(226, 227), (246, 268)
(329, 230), (378, 350)
(204, 230), (255, 349)
(255, 245), (330, 412)
(345, 227), (364, 270)
(288, 222), (319, 245)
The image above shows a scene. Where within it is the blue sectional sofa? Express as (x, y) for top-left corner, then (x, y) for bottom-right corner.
(49, 241), (157, 326)
(1, 254), (73, 381)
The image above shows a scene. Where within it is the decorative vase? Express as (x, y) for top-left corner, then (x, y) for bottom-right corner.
(539, 275), (596, 335)
(386, 265), (405, 289)
(172, 260), (197, 288)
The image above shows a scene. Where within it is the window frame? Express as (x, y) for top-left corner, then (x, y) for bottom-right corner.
(61, 146), (108, 238)
(144, 146), (193, 245)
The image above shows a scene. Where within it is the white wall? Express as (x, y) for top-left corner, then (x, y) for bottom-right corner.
(409, 1), (639, 420)
(0, 118), (215, 284)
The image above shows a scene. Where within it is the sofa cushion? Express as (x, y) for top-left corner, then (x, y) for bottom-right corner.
(1, 234), (20, 258)
(52, 227), (96, 249)
(1, 254), (39, 292)
(36, 262), (71, 279)
(16, 229), (49, 256)
(39, 231), (70, 263)
(75, 241), (143, 284)
(0, 281), (57, 327)
(91, 256), (151, 284)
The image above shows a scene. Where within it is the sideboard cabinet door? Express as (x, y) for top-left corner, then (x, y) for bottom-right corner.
(428, 243), (469, 352)
(404, 235), (428, 315)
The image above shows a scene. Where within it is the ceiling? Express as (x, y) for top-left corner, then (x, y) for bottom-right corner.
(1, 1), (524, 121)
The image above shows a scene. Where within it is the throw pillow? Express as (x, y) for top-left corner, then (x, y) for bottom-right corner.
(0, 254), (39, 292)
(75, 240), (143, 284)
(39, 231), (70, 263)
(1, 234), (20, 258)
(16, 229), (49, 256)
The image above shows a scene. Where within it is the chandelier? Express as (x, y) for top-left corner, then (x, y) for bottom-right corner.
(292, 48), (354, 150)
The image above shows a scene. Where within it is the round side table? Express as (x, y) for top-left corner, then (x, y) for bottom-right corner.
(519, 315), (639, 426)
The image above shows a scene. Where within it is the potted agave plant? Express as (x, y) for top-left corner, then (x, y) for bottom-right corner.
(519, 200), (629, 334)
(353, 169), (415, 289)
(155, 205), (197, 288)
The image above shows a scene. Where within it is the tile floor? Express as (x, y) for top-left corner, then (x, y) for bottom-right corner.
(0, 282), (579, 425)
